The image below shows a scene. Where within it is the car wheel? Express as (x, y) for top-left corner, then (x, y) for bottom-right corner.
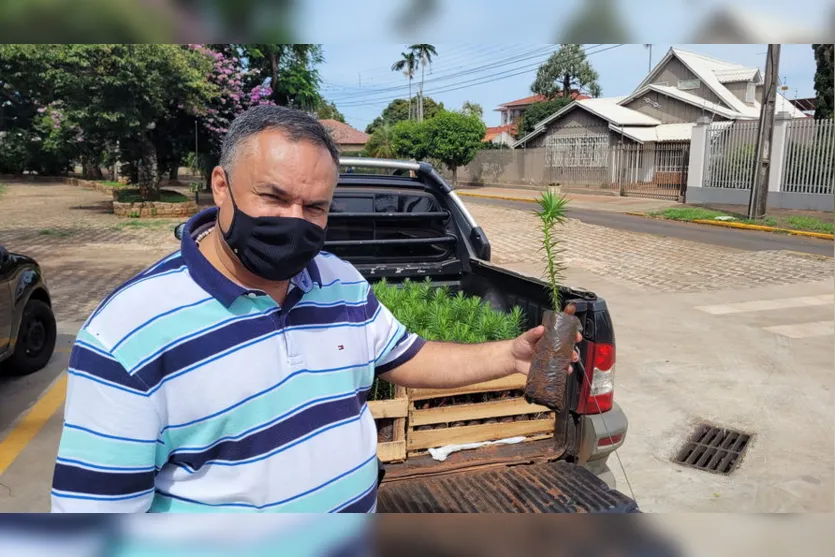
(3, 299), (57, 376)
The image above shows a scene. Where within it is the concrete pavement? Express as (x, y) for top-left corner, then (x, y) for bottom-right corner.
(510, 263), (834, 512)
(457, 185), (680, 213)
(468, 196), (835, 257)
(1, 181), (833, 513)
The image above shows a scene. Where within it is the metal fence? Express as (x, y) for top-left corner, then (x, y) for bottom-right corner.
(703, 121), (758, 189)
(781, 118), (834, 195)
(612, 142), (689, 200)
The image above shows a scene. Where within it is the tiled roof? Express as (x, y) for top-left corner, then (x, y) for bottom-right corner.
(578, 97), (661, 126)
(319, 119), (370, 146)
(484, 123), (516, 142)
(497, 91), (590, 109)
(645, 85), (743, 120)
(714, 67), (761, 83)
(613, 123), (696, 143)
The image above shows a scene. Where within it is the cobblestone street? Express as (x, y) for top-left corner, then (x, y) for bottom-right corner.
(0, 182), (179, 324)
(467, 202), (834, 293)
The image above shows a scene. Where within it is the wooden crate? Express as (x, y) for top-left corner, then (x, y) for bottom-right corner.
(369, 385), (408, 463)
(407, 374), (554, 454)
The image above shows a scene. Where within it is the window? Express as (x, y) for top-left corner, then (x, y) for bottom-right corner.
(677, 78), (700, 90)
(544, 133), (609, 168)
(745, 83), (755, 103)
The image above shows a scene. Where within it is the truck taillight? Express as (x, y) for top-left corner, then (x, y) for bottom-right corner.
(578, 342), (615, 414)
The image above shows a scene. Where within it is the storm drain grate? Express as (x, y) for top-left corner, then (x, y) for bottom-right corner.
(673, 423), (751, 475)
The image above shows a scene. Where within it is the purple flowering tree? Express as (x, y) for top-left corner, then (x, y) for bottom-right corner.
(186, 44), (277, 189)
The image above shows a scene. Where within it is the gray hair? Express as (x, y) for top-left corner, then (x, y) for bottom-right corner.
(219, 105), (340, 173)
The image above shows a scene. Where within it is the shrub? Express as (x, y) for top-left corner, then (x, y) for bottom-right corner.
(369, 278), (523, 400)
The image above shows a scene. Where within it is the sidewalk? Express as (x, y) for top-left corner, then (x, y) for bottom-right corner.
(456, 186), (679, 214)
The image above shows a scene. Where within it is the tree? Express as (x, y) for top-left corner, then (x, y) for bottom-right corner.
(391, 119), (429, 160)
(315, 100), (345, 122)
(234, 44), (324, 110)
(391, 51), (418, 121)
(516, 97), (573, 139)
(422, 111), (486, 185)
(0, 44), (215, 197)
(531, 44), (600, 100)
(460, 101), (484, 120)
(364, 123), (396, 158)
(365, 97), (444, 134)
(813, 44), (834, 120)
(409, 44), (437, 121)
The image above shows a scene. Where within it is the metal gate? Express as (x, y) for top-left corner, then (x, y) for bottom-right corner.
(613, 142), (690, 200)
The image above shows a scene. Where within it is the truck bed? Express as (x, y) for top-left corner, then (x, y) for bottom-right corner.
(378, 460), (637, 513)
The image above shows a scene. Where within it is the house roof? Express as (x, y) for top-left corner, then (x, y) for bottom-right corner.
(610, 123), (695, 143)
(319, 119), (369, 146)
(484, 123), (516, 142)
(714, 67), (761, 83)
(496, 91), (590, 110)
(513, 47), (808, 148)
(513, 97), (659, 147)
(623, 84), (744, 120)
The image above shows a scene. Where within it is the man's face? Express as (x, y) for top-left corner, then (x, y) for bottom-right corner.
(212, 129), (338, 232)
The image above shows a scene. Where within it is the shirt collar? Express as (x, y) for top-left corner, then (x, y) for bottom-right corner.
(181, 207), (322, 307)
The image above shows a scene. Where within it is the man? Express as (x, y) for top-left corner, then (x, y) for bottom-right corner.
(51, 105), (577, 513)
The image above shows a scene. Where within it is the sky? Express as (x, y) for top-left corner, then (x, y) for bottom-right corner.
(317, 43), (820, 132)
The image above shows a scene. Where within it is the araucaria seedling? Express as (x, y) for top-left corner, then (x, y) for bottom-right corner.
(523, 191), (582, 412)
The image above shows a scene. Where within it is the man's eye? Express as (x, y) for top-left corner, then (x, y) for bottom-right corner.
(306, 206), (326, 214)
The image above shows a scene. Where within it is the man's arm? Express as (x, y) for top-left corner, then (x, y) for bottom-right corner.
(380, 327), (544, 389)
(51, 331), (159, 513)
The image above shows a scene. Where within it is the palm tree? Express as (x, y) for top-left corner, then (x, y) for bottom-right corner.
(391, 51), (418, 120)
(366, 123), (396, 158)
(409, 44), (437, 122)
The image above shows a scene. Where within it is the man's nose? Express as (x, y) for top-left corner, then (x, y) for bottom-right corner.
(285, 204), (305, 219)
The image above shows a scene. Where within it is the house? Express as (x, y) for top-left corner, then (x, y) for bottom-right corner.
(495, 91), (589, 127)
(319, 119), (370, 152)
(514, 47), (806, 151)
(483, 124), (516, 147)
(789, 98), (816, 118)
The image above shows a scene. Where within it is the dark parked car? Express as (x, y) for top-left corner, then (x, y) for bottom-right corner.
(0, 244), (56, 375)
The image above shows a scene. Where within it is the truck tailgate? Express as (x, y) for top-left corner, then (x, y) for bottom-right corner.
(378, 461), (637, 513)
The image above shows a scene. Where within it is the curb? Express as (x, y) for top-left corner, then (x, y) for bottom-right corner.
(691, 219), (834, 240)
(625, 212), (834, 240)
(456, 191), (538, 204)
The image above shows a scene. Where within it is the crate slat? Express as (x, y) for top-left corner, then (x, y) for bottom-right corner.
(368, 397), (408, 419)
(408, 374), (527, 401)
(407, 418), (554, 451)
(410, 397), (549, 427)
(377, 440), (406, 463)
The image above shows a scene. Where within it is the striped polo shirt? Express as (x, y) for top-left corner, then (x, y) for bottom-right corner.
(51, 207), (425, 513)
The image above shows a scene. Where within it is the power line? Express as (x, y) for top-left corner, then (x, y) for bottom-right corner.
(336, 44), (622, 108)
(332, 44), (605, 107)
(326, 45), (560, 102)
(322, 44), (541, 94)
(322, 44), (514, 86)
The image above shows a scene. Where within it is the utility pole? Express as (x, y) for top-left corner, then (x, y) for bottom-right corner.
(644, 44), (652, 72)
(748, 44), (781, 220)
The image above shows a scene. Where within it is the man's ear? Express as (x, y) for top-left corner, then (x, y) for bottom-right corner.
(210, 166), (228, 207)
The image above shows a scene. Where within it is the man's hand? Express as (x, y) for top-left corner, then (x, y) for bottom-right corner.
(510, 326), (582, 376)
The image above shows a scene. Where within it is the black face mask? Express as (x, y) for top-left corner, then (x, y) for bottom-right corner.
(219, 171), (326, 282)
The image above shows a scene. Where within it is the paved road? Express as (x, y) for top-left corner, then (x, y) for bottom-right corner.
(466, 197), (834, 257)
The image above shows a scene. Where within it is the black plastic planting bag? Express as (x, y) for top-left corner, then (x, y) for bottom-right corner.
(524, 308), (581, 411)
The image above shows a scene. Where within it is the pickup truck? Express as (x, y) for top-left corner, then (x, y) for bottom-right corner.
(331, 158), (631, 513)
(175, 158), (633, 513)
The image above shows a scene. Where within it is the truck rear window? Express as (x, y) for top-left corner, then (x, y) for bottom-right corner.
(326, 187), (457, 264)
